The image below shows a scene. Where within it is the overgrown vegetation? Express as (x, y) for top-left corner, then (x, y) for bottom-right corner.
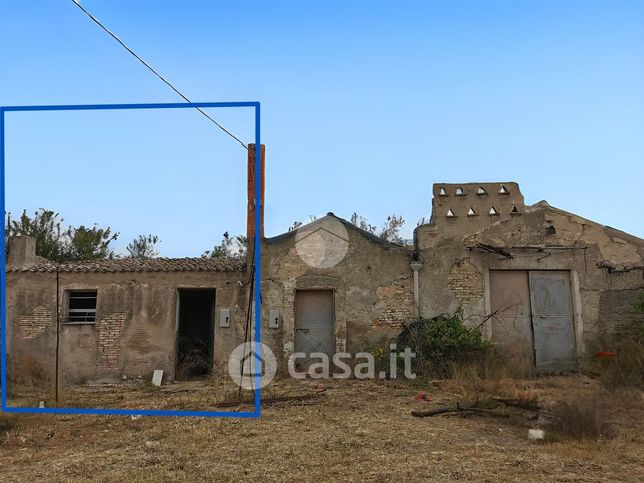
(350, 213), (406, 244)
(6, 354), (50, 388)
(590, 293), (644, 390)
(546, 392), (614, 441)
(288, 213), (408, 245)
(397, 310), (491, 378)
(5, 209), (118, 262)
(358, 334), (393, 377)
(202, 232), (247, 259)
(126, 234), (161, 258)
(0, 414), (14, 436)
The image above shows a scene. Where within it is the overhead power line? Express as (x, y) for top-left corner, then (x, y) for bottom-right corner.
(70, 0), (247, 149)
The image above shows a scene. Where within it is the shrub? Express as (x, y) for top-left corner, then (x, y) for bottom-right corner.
(357, 334), (393, 377)
(7, 354), (50, 387)
(0, 415), (15, 435)
(397, 310), (491, 378)
(591, 293), (644, 390)
(547, 393), (614, 441)
(176, 346), (212, 380)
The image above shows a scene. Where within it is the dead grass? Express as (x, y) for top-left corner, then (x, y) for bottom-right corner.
(7, 354), (50, 389)
(546, 392), (615, 442)
(591, 325), (644, 391)
(0, 376), (642, 482)
(0, 414), (15, 435)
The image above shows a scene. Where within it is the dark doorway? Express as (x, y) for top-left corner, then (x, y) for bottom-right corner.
(176, 289), (215, 379)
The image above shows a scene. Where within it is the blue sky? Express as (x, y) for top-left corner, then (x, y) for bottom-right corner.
(1, 1), (642, 256)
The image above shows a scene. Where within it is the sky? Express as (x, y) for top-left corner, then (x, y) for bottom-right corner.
(1, 0), (642, 257)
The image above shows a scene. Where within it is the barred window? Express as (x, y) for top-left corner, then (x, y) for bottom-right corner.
(66, 290), (97, 323)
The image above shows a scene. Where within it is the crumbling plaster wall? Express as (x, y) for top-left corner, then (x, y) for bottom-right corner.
(6, 270), (246, 384)
(415, 202), (644, 361)
(261, 225), (414, 364)
(429, 182), (525, 236)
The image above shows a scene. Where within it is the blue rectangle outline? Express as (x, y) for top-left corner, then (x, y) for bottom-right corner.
(0, 101), (262, 418)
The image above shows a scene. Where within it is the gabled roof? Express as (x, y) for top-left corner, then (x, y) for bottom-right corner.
(266, 213), (412, 252)
(7, 257), (246, 273)
(530, 201), (644, 246)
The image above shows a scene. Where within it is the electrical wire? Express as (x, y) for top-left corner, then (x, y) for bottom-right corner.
(70, 0), (247, 149)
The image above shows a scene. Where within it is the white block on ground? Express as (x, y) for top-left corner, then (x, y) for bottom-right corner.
(528, 429), (545, 440)
(151, 370), (164, 386)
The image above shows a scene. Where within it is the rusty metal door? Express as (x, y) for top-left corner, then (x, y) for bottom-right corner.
(294, 290), (335, 368)
(489, 270), (534, 368)
(529, 271), (577, 374)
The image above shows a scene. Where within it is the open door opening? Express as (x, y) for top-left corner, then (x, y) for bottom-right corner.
(176, 289), (215, 379)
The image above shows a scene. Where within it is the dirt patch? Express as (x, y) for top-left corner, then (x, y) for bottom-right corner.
(1, 376), (643, 482)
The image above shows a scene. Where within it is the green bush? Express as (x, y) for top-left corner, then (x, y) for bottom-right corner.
(397, 310), (491, 378)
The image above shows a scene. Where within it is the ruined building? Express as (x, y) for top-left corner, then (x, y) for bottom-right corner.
(5, 146), (643, 382)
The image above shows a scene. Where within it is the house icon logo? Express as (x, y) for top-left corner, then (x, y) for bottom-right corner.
(228, 342), (277, 389)
(295, 216), (349, 268)
(240, 349), (265, 378)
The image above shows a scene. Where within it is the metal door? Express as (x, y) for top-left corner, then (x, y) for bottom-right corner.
(294, 290), (335, 368)
(529, 271), (577, 374)
(489, 270), (534, 368)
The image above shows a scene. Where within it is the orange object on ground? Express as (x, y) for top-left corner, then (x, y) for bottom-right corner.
(594, 351), (618, 359)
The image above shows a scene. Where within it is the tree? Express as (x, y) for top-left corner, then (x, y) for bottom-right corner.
(350, 213), (377, 234)
(6, 209), (119, 262)
(203, 232), (247, 259)
(377, 215), (405, 244)
(63, 225), (118, 261)
(351, 212), (406, 244)
(7, 209), (64, 260)
(126, 234), (160, 258)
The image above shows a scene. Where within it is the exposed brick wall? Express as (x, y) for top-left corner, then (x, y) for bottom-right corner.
(448, 258), (484, 305)
(598, 289), (642, 334)
(18, 306), (53, 339)
(375, 277), (414, 329)
(97, 311), (128, 369)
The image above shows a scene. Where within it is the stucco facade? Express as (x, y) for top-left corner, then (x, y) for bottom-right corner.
(6, 257), (248, 383)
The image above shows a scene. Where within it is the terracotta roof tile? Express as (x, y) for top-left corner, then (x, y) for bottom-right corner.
(7, 257), (246, 273)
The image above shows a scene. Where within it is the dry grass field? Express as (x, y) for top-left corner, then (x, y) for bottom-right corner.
(1, 375), (643, 482)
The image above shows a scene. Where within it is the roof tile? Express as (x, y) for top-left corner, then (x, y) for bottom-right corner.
(7, 257), (246, 273)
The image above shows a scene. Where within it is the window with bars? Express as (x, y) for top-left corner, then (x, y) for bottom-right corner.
(66, 290), (98, 323)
